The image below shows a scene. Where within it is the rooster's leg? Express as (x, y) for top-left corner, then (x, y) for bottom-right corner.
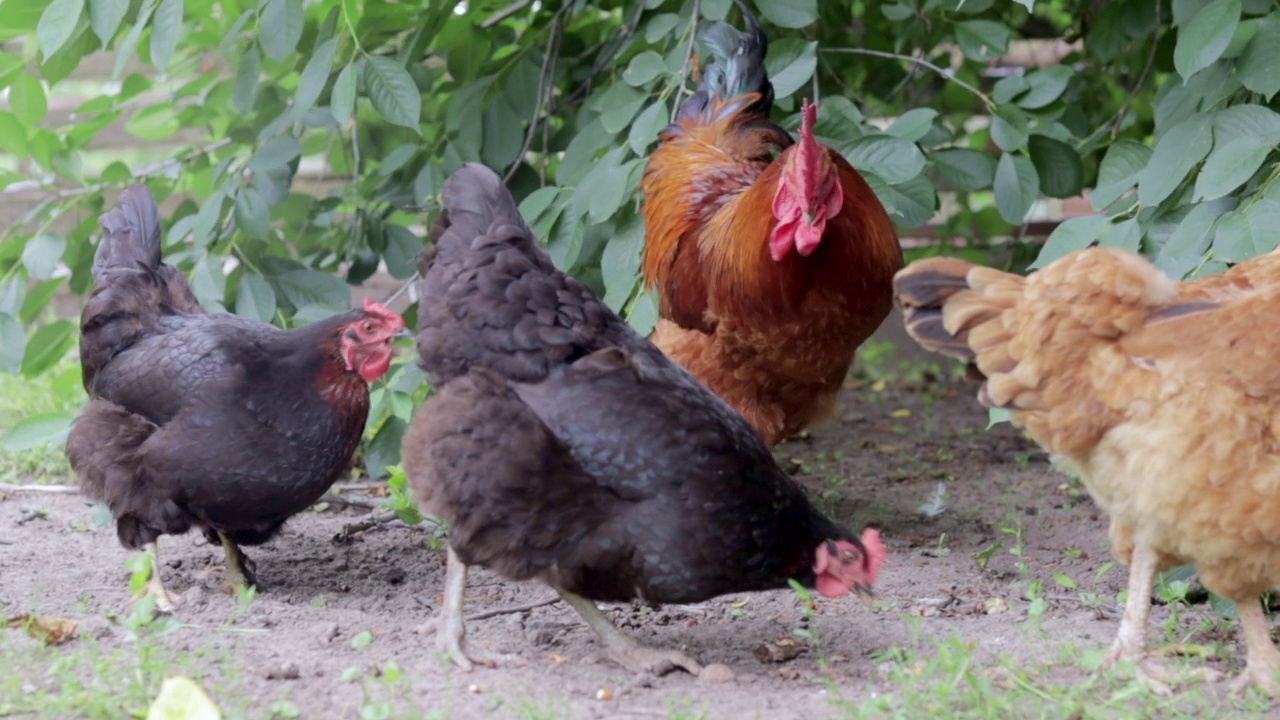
(217, 531), (258, 593)
(133, 541), (178, 613)
(556, 588), (702, 676)
(1228, 598), (1280, 696)
(434, 546), (521, 670)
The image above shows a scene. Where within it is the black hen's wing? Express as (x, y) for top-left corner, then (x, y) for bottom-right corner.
(415, 163), (651, 384)
(80, 185), (203, 390)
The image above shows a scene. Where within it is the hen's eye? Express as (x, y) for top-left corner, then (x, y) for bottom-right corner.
(362, 322), (375, 333)
(841, 551), (857, 563)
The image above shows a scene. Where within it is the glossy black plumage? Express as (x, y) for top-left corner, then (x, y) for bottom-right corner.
(67, 186), (374, 555)
(403, 163), (860, 605)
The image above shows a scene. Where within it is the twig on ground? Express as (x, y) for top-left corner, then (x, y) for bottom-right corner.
(0, 484), (78, 494)
(333, 511), (401, 543)
(320, 494), (384, 510)
(466, 597), (560, 622)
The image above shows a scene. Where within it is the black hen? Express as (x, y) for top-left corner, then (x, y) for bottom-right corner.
(66, 185), (404, 609)
(401, 164), (885, 675)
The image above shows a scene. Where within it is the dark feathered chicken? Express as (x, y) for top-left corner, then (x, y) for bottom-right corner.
(401, 164), (885, 676)
(66, 185), (404, 610)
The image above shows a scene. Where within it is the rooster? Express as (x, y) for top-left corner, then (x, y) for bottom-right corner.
(401, 163), (885, 676)
(66, 185), (404, 610)
(640, 1), (903, 446)
(894, 247), (1280, 695)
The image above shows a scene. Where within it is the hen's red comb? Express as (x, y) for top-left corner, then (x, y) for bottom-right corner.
(362, 297), (405, 328)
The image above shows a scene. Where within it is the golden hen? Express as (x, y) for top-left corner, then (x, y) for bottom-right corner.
(894, 246), (1280, 696)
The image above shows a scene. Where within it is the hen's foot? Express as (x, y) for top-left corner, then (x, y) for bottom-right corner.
(1229, 599), (1280, 696)
(132, 542), (178, 613)
(217, 531), (259, 594)
(431, 546), (522, 671)
(557, 589), (702, 676)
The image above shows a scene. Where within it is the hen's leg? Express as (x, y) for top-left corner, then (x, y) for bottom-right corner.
(557, 588), (702, 676)
(217, 531), (258, 593)
(1100, 541), (1174, 695)
(1228, 598), (1280, 696)
(434, 547), (521, 670)
(133, 541), (178, 613)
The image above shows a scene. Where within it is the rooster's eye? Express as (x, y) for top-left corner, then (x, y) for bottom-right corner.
(842, 551), (857, 563)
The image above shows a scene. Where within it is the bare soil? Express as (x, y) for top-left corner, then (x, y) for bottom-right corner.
(0, 332), (1262, 719)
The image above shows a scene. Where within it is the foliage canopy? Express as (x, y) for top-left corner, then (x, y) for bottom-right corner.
(1, 0), (1278, 471)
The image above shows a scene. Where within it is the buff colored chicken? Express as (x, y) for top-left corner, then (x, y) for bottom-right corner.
(895, 246), (1280, 696)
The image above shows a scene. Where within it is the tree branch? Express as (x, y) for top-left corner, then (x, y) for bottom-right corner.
(504, 6), (567, 184)
(671, 0), (701, 122)
(820, 47), (996, 112)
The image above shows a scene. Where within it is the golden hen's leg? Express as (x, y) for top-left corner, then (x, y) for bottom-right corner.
(434, 547), (521, 670)
(556, 589), (702, 676)
(217, 531), (258, 593)
(1228, 599), (1280, 696)
(134, 541), (178, 613)
(1100, 542), (1220, 693)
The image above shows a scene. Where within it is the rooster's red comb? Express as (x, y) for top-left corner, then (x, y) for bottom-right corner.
(362, 297), (405, 329)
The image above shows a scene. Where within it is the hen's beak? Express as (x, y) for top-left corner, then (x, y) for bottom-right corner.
(853, 583), (875, 604)
(395, 327), (414, 339)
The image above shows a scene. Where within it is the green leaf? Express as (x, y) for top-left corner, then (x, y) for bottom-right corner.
(954, 20), (1010, 62)
(880, 174), (936, 229)
(764, 39), (817, 99)
(993, 153), (1039, 224)
(126, 103), (180, 140)
(1238, 13), (1280, 99)
(2, 412), (74, 450)
(234, 186), (271, 240)
(481, 98), (523, 170)
(331, 62), (356, 124)
(1016, 65), (1072, 109)
(88, 0), (126, 44)
(1099, 217), (1143, 251)
(293, 37), (337, 120)
(382, 225), (419, 280)
(0, 313), (23, 373)
(885, 108), (938, 142)
(232, 47), (260, 113)
(1211, 210), (1252, 261)
(1174, 0), (1241, 80)
(628, 99), (668, 155)
(1155, 198), (1234, 278)
(36, 0), (84, 58)
(1137, 113), (1213, 207)
(598, 83), (646, 134)
(518, 186), (562, 225)
(1027, 135), (1084, 198)
(1212, 105), (1280, 146)
(622, 50), (665, 86)
(149, 0), (182, 71)
(21, 233), (67, 279)
(989, 105), (1029, 152)
(932, 148), (996, 191)
(21, 319), (75, 377)
(235, 273), (276, 322)
(758, 0), (816, 28)
(9, 74), (47, 126)
(364, 56), (421, 131)
(249, 135), (301, 174)
(1091, 140), (1152, 211)
(112, 0), (156, 80)
(1193, 137), (1269, 201)
(259, 0), (302, 60)
(272, 269), (350, 311)
(19, 277), (63, 324)
(844, 135), (927, 185)
(601, 215), (643, 311)
(364, 417), (404, 480)
(1031, 215), (1110, 269)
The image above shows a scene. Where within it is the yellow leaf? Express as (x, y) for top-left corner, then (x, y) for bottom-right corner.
(890, 408), (911, 418)
(146, 677), (222, 720)
(871, 379), (886, 392)
(731, 598), (750, 608)
(6, 614), (78, 645)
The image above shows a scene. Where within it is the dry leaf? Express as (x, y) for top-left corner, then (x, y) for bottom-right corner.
(6, 614), (78, 645)
(754, 636), (807, 664)
(146, 676), (221, 720)
(984, 597), (1009, 615)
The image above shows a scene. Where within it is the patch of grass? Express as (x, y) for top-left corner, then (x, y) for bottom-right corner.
(826, 635), (1272, 719)
(0, 357), (85, 484)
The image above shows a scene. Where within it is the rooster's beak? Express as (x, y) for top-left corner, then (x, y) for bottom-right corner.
(853, 584), (875, 604)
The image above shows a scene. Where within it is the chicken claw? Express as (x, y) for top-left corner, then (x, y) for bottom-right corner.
(557, 589), (703, 676)
(1228, 600), (1280, 696)
(133, 542), (179, 613)
(217, 531), (259, 594)
(432, 547), (522, 670)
